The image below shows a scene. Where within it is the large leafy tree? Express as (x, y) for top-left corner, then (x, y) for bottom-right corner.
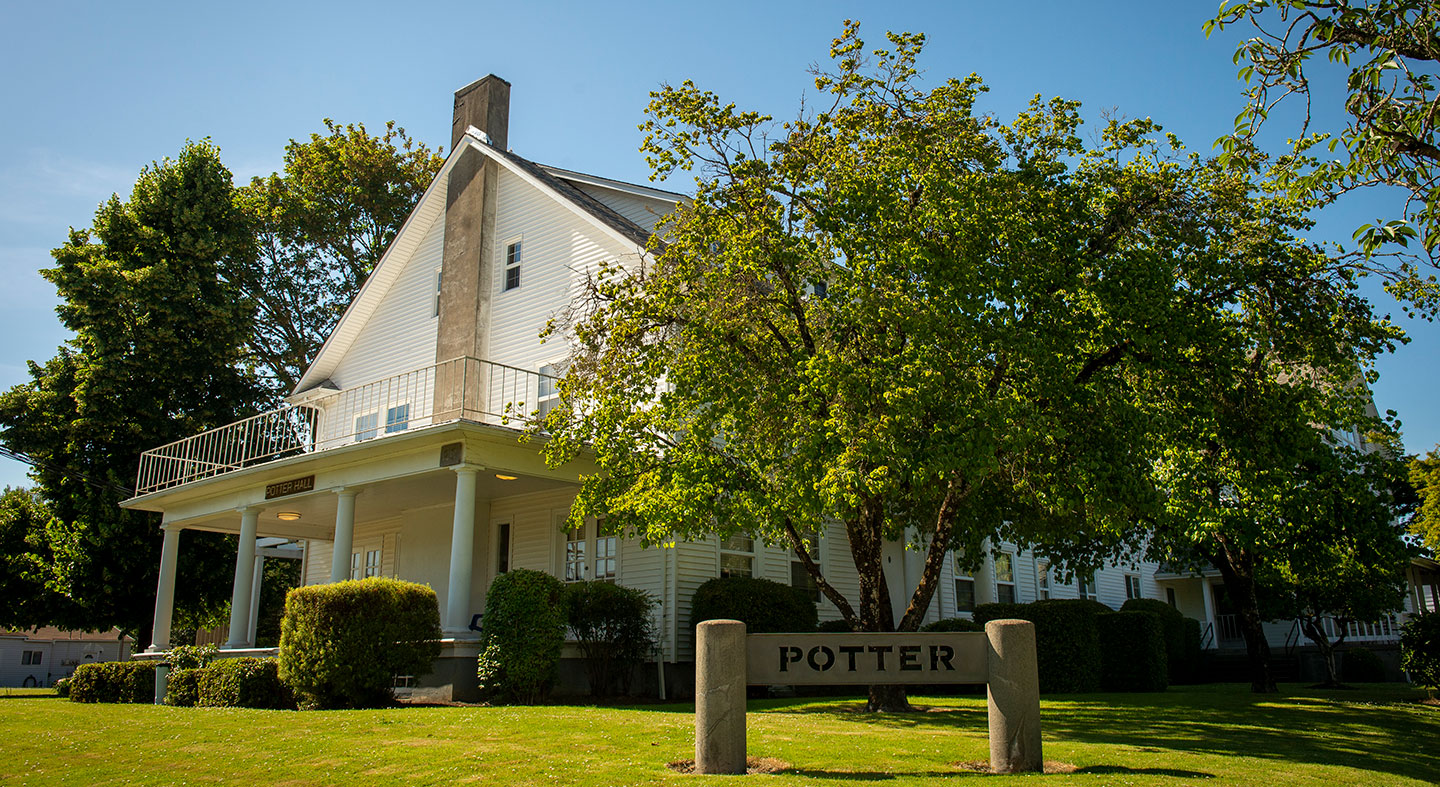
(235, 121), (443, 395)
(0, 140), (258, 645)
(0, 487), (81, 630)
(542, 24), (1363, 710)
(1410, 447), (1440, 549)
(1208, 1), (1440, 305)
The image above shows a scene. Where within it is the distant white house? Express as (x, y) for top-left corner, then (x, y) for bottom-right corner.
(119, 75), (1418, 701)
(0, 628), (131, 688)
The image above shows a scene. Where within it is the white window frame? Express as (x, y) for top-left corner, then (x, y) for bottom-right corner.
(994, 551), (1016, 604)
(1078, 571), (1099, 602)
(350, 541), (383, 581)
(953, 552), (976, 614)
(502, 238), (523, 292)
(384, 402), (411, 434)
(719, 534), (754, 579)
(789, 530), (821, 602)
(354, 411), (379, 441)
(1036, 560), (1051, 601)
(433, 268), (442, 317)
(537, 361), (565, 420)
(562, 518), (618, 582)
(493, 519), (512, 576)
(1125, 574), (1142, 601)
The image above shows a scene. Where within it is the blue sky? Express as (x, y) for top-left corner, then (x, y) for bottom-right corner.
(0, 0), (1434, 490)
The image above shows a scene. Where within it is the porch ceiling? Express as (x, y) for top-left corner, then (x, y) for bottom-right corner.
(171, 465), (573, 540)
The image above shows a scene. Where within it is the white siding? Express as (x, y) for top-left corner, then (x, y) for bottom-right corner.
(327, 215), (444, 389)
(486, 168), (641, 369)
(571, 183), (677, 232)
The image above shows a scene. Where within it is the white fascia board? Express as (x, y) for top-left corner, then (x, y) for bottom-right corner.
(291, 145), (466, 394)
(460, 134), (652, 257)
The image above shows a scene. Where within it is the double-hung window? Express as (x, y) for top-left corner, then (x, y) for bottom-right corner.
(355, 412), (379, 441)
(385, 403), (410, 434)
(350, 546), (382, 580)
(720, 535), (754, 578)
(21, 650), (41, 666)
(503, 241), (522, 291)
(1125, 574), (1142, 600)
(953, 553), (976, 614)
(1037, 560), (1051, 600)
(563, 519), (617, 582)
(995, 552), (1016, 604)
(537, 363), (563, 420)
(564, 526), (588, 582)
(1078, 572), (1099, 602)
(789, 531), (821, 602)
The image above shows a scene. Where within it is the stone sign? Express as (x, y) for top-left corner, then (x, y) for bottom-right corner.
(264, 475), (314, 499)
(694, 620), (1042, 776)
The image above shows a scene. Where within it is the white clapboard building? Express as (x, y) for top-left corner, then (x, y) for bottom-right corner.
(1, 628), (131, 688)
(121, 76), (1417, 700)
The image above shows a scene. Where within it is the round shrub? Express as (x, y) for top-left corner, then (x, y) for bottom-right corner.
(1401, 611), (1440, 692)
(921, 617), (984, 633)
(1121, 598), (1188, 684)
(562, 580), (657, 697)
(198, 658), (294, 709)
(817, 618), (854, 632)
(690, 576), (818, 633)
(68, 661), (157, 703)
(166, 644), (217, 671)
(278, 577), (441, 709)
(477, 569), (566, 704)
(1341, 646), (1387, 684)
(52, 677), (70, 698)
(165, 668), (201, 707)
(1098, 611), (1169, 692)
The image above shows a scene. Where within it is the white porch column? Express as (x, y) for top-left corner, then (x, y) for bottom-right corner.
(330, 488), (358, 584)
(1201, 580), (1218, 650)
(147, 523), (182, 653)
(226, 507), (261, 649)
(246, 554), (265, 646)
(445, 465), (480, 635)
(974, 543), (996, 606)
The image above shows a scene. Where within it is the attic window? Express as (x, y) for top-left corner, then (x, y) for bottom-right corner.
(504, 241), (522, 291)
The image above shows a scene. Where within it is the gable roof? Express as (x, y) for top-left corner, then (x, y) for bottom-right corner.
(292, 131), (672, 396)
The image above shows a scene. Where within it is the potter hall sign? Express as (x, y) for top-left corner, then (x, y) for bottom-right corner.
(746, 632), (987, 685)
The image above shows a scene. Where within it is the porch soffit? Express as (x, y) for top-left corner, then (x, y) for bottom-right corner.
(122, 421), (592, 532)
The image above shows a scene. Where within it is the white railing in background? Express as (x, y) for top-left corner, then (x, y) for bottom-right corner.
(135, 357), (558, 495)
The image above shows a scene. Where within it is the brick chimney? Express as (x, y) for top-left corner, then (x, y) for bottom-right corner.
(435, 75), (510, 368)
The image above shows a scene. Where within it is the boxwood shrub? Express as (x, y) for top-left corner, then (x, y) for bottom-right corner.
(561, 580), (657, 697)
(1098, 611), (1169, 692)
(921, 617), (984, 633)
(165, 668), (201, 707)
(279, 577), (441, 709)
(476, 568), (566, 704)
(690, 576), (818, 633)
(974, 599), (1105, 693)
(1120, 598), (1187, 684)
(68, 661), (157, 703)
(198, 658), (294, 708)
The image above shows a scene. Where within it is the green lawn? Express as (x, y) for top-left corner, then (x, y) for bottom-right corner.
(0, 684), (1433, 785)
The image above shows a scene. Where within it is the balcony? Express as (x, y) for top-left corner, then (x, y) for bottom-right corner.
(135, 357), (559, 495)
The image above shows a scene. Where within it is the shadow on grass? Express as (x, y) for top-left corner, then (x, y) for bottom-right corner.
(786, 768), (976, 780)
(1074, 765), (1215, 779)
(763, 685), (1437, 783)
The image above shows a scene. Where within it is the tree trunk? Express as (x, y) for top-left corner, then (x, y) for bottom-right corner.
(1300, 615), (1346, 687)
(848, 497), (912, 713)
(1210, 537), (1277, 693)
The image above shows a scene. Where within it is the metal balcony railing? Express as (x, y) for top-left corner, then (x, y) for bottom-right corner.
(135, 357), (559, 495)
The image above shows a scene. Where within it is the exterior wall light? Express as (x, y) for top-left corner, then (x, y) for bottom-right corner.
(495, 474), (518, 481)
(277, 512), (302, 521)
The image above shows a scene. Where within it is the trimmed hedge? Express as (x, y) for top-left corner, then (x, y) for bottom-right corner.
(691, 576), (818, 633)
(279, 577), (441, 709)
(69, 661), (156, 703)
(921, 617), (984, 633)
(817, 618), (853, 633)
(1400, 611), (1440, 691)
(1120, 598), (1188, 684)
(562, 580), (657, 697)
(165, 668), (201, 707)
(1098, 611), (1168, 692)
(198, 658), (294, 708)
(1341, 646), (1387, 683)
(975, 599), (1105, 693)
(477, 569), (566, 704)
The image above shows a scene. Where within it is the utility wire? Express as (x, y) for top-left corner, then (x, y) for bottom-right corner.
(0, 443), (135, 497)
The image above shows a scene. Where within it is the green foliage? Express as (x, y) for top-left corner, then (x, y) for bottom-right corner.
(1121, 598), (1187, 684)
(1341, 647), (1387, 683)
(235, 120), (443, 394)
(920, 617), (984, 633)
(476, 569), (566, 704)
(1098, 611), (1169, 692)
(52, 677), (70, 698)
(1210, 1), (1440, 287)
(165, 668), (200, 707)
(254, 558), (302, 648)
(974, 600), (1105, 693)
(166, 644), (216, 671)
(0, 139), (259, 643)
(561, 581), (657, 697)
(278, 577), (440, 710)
(68, 661), (156, 704)
(690, 576), (818, 633)
(0, 487), (78, 629)
(817, 618), (854, 632)
(1410, 449), (1440, 551)
(1401, 611), (1440, 690)
(197, 658), (293, 709)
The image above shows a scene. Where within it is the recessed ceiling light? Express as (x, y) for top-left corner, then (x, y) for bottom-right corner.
(495, 474), (518, 481)
(277, 512), (301, 521)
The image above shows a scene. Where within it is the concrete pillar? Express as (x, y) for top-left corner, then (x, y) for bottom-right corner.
(985, 619), (1043, 774)
(247, 554), (265, 646)
(444, 466), (479, 635)
(695, 619), (747, 774)
(147, 524), (182, 653)
(330, 489), (358, 584)
(226, 507), (261, 649)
